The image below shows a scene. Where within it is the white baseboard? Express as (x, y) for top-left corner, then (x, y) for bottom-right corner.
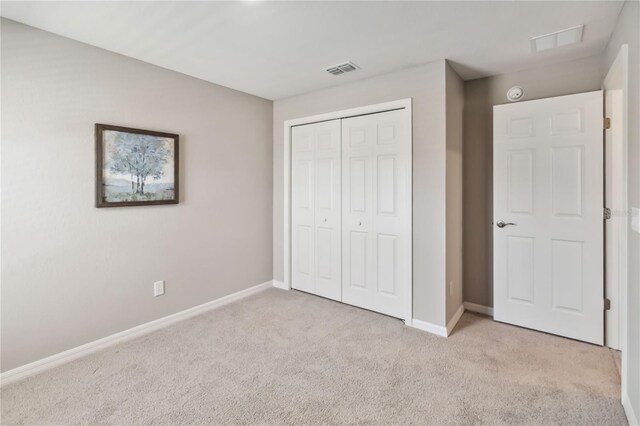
(447, 304), (465, 335)
(0, 280), (274, 387)
(623, 392), (639, 426)
(411, 304), (465, 338)
(463, 301), (494, 317)
(410, 318), (448, 337)
(272, 280), (288, 290)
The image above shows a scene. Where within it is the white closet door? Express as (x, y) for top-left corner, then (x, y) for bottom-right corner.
(291, 120), (341, 301)
(493, 90), (603, 344)
(341, 110), (411, 319)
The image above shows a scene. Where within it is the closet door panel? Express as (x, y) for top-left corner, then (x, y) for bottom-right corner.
(314, 122), (342, 301)
(291, 120), (341, 301)
(291, 127), (315, 294)
(342, 123), (375, 308)
(342, 109), (410, 319)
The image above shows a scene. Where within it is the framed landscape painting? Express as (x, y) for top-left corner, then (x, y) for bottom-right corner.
(95, 124), (179, 207)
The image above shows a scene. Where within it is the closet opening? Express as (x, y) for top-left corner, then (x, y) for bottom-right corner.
(282, 99), (413, 323)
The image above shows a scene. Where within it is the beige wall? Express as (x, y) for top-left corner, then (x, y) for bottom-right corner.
(1, 20), (274, 372)
(604, 0), (640, 419)
(273, 61), (451, 326)
(445, 63), (464, 324)
(462, 54), (605, 308)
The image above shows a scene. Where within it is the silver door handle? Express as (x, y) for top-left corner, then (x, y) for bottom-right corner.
(496, 220), (516, 228)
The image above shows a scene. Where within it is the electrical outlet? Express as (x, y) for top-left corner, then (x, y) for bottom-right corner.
(154, 280), (165, 297)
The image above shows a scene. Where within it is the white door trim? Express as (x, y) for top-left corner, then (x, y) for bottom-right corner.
(602, 43), (629, 411)
(282, 98), (413, 323)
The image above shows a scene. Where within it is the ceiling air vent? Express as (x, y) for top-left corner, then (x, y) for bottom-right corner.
(324, 61), (360, 76)
(530, 25), (584, 52)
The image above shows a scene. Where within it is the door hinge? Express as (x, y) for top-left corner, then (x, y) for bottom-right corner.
(604, 207), (612, 220)
(604, 298), (611, 311)
(604, 117), (611, 130)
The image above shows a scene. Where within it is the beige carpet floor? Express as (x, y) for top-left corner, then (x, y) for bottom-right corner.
(1, 288), (627, 425)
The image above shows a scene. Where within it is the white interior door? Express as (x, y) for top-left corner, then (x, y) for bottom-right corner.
(341, 109), (411, 319)
(291, 120), (341, 301)
(493, 90), (604, 345)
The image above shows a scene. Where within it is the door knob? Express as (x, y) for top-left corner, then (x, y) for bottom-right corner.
(496, 220), (516, 228)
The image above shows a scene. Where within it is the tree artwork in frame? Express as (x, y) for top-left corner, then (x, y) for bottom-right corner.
(95, 124), (179, 207)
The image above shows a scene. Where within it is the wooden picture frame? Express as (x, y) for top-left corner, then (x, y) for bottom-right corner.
(95, 124), (179, 207)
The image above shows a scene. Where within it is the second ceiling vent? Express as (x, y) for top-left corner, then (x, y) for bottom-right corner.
(530, 25), (584, 52)
(324, 61), (360, 76)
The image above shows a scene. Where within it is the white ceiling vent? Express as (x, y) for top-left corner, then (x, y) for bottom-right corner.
(530, 25), (584, 52)
(324, 61), (360, 76)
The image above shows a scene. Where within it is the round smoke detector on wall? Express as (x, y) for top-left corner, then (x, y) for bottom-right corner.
(507, 86), (525, 102)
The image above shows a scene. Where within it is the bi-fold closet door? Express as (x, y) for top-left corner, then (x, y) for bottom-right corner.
(291, 109), (410, 320)
(341, 110), (410, 319)
(291, 120), (342, 301)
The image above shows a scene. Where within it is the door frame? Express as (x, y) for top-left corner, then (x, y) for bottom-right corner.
(281, 98), (413, 323)
(603, 44), (629, 351)
(602, 43), (629, 404)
